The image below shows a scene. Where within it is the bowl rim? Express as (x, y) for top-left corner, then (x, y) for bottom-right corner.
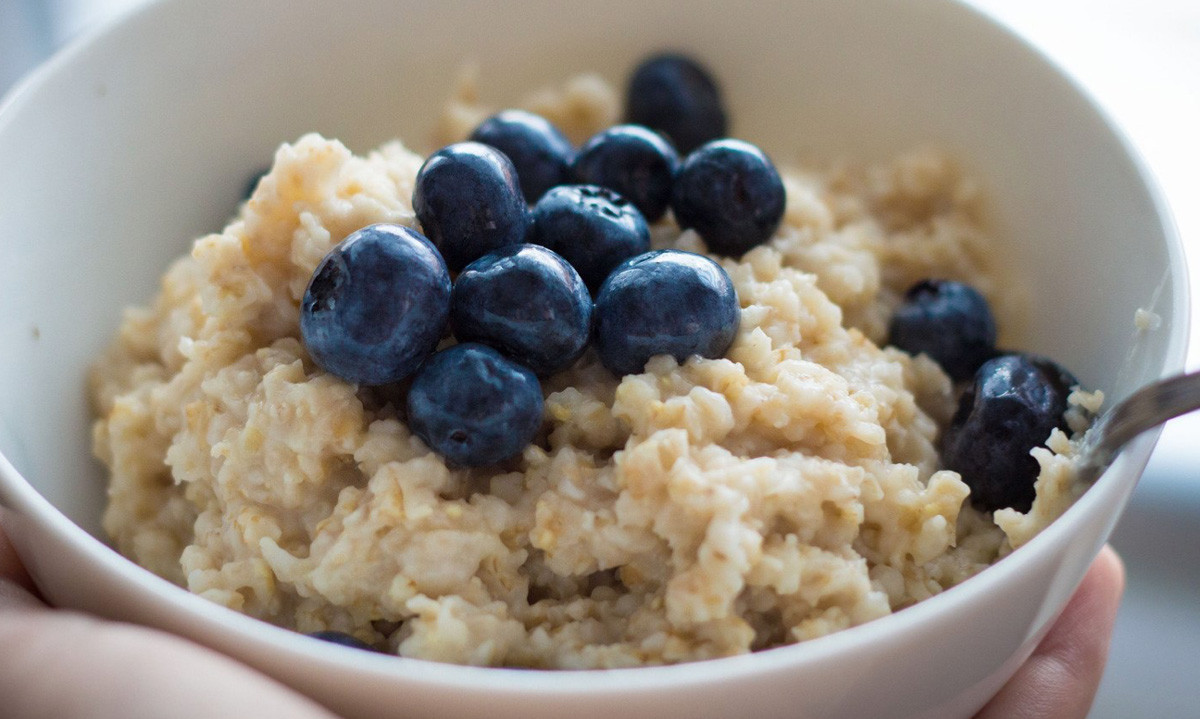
(0, 433), (1177, 694)
(0, 0), (1191, 696)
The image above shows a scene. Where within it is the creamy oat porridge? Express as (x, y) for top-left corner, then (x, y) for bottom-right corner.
(89, 67), (1100, 668)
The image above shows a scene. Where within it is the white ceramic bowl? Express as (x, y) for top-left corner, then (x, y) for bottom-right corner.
(0, 1), (1187, 717)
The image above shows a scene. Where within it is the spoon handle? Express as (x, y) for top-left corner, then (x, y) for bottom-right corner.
(1080, 370), (1200, 478)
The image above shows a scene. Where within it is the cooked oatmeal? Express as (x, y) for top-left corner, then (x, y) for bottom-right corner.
(89, 74), (1098, 668)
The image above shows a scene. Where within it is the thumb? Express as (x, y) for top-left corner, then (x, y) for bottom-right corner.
(0, 524), (340, 719)
(975, 545), (1126, 719)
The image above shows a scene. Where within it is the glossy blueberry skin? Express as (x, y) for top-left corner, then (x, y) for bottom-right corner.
(594, 249), (739, 376)
(942, 353), (1078, 513)
(470, 110), (575, 203)
(300, 224), (450, 386)
(406, 343), (544, 467)
(572, 125), (679, 222)
(625, 53), (727, 155)
(528, 185), (651, 293)
(307, 631), (375, 651)
(451, 244), (593, 376)
(412, 142), (531, 272)
(888, 279), (998, 382)
(670, 139), (786, 257)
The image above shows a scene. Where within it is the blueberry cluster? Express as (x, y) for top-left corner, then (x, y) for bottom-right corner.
(886, 278), (1084, 513)
(299, 53), (782, 467)
(295, 53), (1089, 515)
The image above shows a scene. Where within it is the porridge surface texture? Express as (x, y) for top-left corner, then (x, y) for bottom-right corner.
(90, 76), (1094, 668)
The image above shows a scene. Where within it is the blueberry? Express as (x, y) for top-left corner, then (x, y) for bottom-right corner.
(888, 280), (998, 382)
(451, 244), (593, 376)
(301, 223), (450, 386)
(594, 249), (739, 376)
(572, 125), (679, 222)
(307, 631), (375, 651)
(470, 110), (575, 203)
(412, 142), (531, 272)
(528, 185), (651, 293)
(243, 166), (270, 200)
(626, 53), (728, 154)
(670, 139), (785, 257)
(406, 343), (544, 466)
(942, 353), (1078, 513)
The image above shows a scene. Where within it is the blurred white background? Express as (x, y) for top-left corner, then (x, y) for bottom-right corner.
(1, 1), (1197, 717)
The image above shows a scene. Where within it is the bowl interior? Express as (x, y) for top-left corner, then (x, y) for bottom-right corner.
(0, 0), (1187, 641)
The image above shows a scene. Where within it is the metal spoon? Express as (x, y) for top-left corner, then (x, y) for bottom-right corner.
(1076, 370), (1200, 485)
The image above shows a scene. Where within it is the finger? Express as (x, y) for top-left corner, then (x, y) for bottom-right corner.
(975, 545), (1126, 719)
(0, 577), (44, 610)
(0, 520), (338, 717)
(0, 609), (342, 719)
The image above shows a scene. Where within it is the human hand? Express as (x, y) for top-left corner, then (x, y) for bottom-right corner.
(0, 521), (338, 719)
(975, 544), (1125, 719)
(0, 517), (1124, 719)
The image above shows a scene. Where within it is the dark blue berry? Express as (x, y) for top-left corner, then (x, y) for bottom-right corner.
(942, 353), (1078, 513)
(528, 185), (651, 293)
(670, 139), (786, 257)
(406, 343), (544, 467)
(470, 110), (574, 203)
(412, 142), (531, 272)
(626, 53), (727, 154)
(888, 280), (998, 382)
(572, 125), (679, 222)
(451, 244), (593, 376)
(243, 166), (270, 200)
(594, 249), (739, 376)
(307, 631), (375, 651)
(301, 224), (450, 386)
